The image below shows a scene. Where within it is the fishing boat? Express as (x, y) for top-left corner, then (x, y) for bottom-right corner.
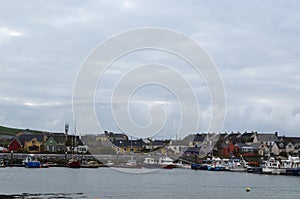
(247, 162), (261, 174)
(285, 156), (300, 176)
(262, 157), (285, 175)
(23, 154), (41, 168)
(174, 161), (191, 169)
(81, 160), (99, 168)
(125, 157), (141, 168)
(158, 156), (175, 169)
(67, 158), (81, 168)
(229, 158), (247, 172)
(106, 160), (114, 166)
(143, 157), (160, 169)
(67, 123), (81, 168)
(191, 159), (212, 170)
(207, 157), (225, 171)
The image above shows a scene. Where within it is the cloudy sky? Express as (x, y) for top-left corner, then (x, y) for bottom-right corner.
(0, 0), (299, 138)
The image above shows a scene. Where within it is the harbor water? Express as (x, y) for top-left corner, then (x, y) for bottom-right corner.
(0, 167), (299, 199)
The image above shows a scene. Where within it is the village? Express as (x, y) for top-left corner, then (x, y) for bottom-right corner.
(1, 130), (299, 158)
(1, 128), (300, 173)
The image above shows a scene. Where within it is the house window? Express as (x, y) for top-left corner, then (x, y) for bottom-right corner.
(279, 143), (284, 148)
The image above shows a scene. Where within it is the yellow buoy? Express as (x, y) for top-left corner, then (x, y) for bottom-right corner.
(246, 187), (251, 192)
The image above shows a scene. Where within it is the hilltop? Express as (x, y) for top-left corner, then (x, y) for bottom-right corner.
(0, 125), (45, 136)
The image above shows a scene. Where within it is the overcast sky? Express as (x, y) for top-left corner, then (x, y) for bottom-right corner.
(0, 0), (299, 138)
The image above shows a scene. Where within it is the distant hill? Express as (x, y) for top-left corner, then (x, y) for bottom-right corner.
(0, 125), (45, 136)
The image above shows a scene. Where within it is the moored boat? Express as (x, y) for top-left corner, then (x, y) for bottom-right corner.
(124, 157), (142, 168)
(174, 161), (191, 169)
(262, 157), (281, 174)
(67, 158), (81, 168)
(158, 156), (175, 169)
(143, 157), (160, 169)
(23, 155), (41, 168)
(81, 160), (99, 168)
(208, 157), (225, 171)
(229, 158), (247, 172)
(285, 156), (300, 176)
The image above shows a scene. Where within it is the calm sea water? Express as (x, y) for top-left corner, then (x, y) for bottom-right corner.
(0, 167), (299, 199)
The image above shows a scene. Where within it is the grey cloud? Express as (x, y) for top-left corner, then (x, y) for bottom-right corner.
(0, 0), (299, 137)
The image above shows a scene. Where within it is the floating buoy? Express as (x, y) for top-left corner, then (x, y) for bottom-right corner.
(246, 187), (251, 192)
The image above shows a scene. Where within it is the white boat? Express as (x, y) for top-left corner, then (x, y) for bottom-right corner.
(143, 157), (160, 169)
(208, 157), (225, 171)
(124, 156), (141, 168)
(285, 156), (300, 176)
(222, 159), (230, 171)
(158, 156), (175, 169)
(106, 160), (114, 166)
(229, 158), (247, 172)
(174, 161), (191, 169)
(262, 157), (285, 175)
(81, 160), (99, 168)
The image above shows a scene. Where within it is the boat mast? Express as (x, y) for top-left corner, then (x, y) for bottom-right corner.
(74, 122), (77, 157)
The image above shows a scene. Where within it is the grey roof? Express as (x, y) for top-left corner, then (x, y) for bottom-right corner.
(151, 140), (167, 147)
(274, 141), (288, 149)
(16, 134), (45, 146)
(184, 147), (201, 154)
(170, 140), (189, 146)
(226, 133), (242, 144)
(236, 143), (250, 149)
(256, 133), (279, 142)
(249, 143), (263, 149)
(192, 134), (206, 142)
(51, 135), (67, 145)
(105, 132), (127, 137)
(239, 132), (256, 143)
(280, 136), (300, 145)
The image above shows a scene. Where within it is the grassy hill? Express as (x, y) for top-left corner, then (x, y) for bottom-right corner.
(0, 125), (44, 136)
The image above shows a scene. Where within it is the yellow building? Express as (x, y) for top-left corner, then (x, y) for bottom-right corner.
(112, 139), (145, 154)
(23, 135), (47, 153)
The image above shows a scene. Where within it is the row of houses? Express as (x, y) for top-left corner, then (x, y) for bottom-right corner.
(3, 130), (300, 158)
(7, 131), (87, 153)
(174, 132), (300, 158)
(82, 131), (300, 158)
(81, 131), (170, 155)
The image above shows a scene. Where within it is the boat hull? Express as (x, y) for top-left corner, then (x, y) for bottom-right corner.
(25, 162), (41, 168)
(161, 164), (175, 169)
(67, 161), (81, 168)
(286, 169), (300, 176)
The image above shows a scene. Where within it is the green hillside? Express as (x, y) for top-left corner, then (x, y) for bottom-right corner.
(0, 125), (43, 136)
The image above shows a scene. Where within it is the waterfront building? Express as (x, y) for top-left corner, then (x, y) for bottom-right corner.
(112, 139), (145, 154)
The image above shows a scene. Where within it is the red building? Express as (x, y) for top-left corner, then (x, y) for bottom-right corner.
(218, 143), (240, 157)
(8, 139), (22, 151)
